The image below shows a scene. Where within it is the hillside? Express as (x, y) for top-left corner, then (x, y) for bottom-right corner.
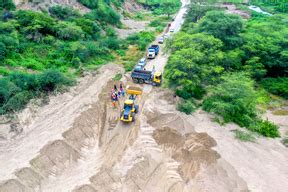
(0, 0), (180, 115)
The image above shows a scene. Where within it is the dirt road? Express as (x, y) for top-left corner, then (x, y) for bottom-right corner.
(1, 0), (288, 191)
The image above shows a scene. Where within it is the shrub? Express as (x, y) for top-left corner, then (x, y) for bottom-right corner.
(261, 78), (288, 99)
(0, 0), (15, 10)
(101, 37), (120, 50)
(2, 91), (32, 113)
(176, 85), (206, 100)
(249, 119), (280, 138)
(127, 31), (155, 50)
(234, 129), (256, 142)
(203, 73), (258, 127)
(38, 70), (72, 92)
(0, 42), (7, 61)
(84, 3), (120, 25)
(177, 99), (197, 114)
(55, 21), (84, 40)
(49, 5), (80, 20)
(74, 18), (100, 38)
(0, 79), (19, 106)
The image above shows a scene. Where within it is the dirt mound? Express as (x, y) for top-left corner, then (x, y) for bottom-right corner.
(153, 127), (220, 181)
(0, 179), (28, 192)
(153, 127), (184, 148)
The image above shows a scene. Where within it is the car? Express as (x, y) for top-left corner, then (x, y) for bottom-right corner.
(169, 28), (175, 33)
(163, 33), (170, 39)
(158, 36), (164, 44)
(134, 64), (143, 70)
(138, 58), (146, 66)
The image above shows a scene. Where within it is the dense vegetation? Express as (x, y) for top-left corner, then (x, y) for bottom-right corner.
(0, 0), (179, 114)
(250, 0), (288, 13)
(165, 1), (287, 137)
(137, 0), (181, 16)
(0, 0), (122, 114)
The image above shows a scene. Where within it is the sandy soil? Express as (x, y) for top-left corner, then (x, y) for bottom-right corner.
(116, 19), (150, 39)
(221, 3), (250, 19)
(1, 0), (288, 191)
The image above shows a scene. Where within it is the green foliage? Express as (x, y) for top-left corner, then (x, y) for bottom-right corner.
(203, 73), (258, 127)
(0, 0), (15, 10)
(0, 71), (73, 114)
(113, 73), (122, 81)
(165, 32), (224, 95)
(242, 14), (288, 77)
(84, 1), (121, 25)
(49, 5), (80, 20)
(126, 31), (155, 50)
(250, 0), (288, 13)
(197, 11), (244, 49)
(249, 119), (280, 138)
(234, 129), (256, 142)
(261, 78), (288, 99)
(137, 0), (181, 16)
(177, 99), (197, 114)
(55, 21), (84, 40)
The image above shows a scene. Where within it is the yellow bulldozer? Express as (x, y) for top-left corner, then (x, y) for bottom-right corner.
(120, 86), (142, 123)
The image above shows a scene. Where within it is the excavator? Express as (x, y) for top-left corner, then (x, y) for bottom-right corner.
(120, 86), (142, 123)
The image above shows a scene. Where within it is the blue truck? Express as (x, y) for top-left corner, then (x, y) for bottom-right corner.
(147, 45), (160, 59)
(131, 69), (162, 86)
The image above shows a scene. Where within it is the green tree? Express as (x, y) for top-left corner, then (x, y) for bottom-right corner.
(197, 11), (244, 49)
(0, 0), (16, 10)
(203, 72), (258, 127)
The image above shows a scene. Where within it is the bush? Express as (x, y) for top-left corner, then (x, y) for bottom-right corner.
(55, 22), (84, 40)
(261, 78), (288, 99)
(177, 99), (197, 114)
(49, 5), (80, 20)
(0, 0), (15, 10)
(84, 3), (120, 25)
(176, 85), (206, 100)
(249, 119), (280, 138)
(234, 129), (256, 142)
(0, 70), (73, 114)
(203, 73), (258, 127)
(100, 37), (120, 50)
(38, 70), (72, 92)
(127, 31), (155, 50)
(2, 91), (32, 113)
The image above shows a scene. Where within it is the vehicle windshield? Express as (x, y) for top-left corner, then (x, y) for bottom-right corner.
(155, 75), (162, 80)
(148, 49), (155, 52)
(134, 65), (142, 70)
(124, 104), (132, 109)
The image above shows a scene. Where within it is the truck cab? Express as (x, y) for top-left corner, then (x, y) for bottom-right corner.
(147, 45), (159, 59)
(152, 71), (162, 85)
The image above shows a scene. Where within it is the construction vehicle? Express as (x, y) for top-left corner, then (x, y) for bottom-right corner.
(131, 69), (162, 86)
(147, 45), (159, 59)
(120, 87), (142, 123)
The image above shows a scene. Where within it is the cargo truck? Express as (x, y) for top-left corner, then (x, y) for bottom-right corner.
(131, 69), (162, 86)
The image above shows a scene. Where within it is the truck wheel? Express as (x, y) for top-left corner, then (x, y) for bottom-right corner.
(138, 79), (144, 84)
(133, 78), (139, 83)
(132, 113), (135, 122)
(135, 105), (139, 113)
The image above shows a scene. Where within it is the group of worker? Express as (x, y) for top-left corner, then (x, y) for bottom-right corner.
(111, 83), (125, 108)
